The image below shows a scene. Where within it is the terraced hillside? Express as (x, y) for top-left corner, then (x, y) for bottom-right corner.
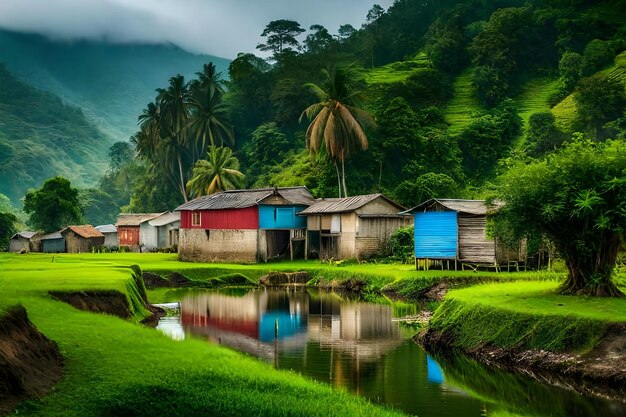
(442, 67), (484, 136)
(552, 51), (626, 132)
(363, 52), (431, 85)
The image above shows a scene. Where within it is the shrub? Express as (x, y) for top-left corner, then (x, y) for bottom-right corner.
(389, 226), (414, 263)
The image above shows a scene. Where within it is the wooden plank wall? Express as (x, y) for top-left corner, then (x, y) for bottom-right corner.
(458, 214), (496, 264)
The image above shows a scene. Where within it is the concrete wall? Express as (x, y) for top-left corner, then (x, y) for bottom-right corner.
(178, 228), (259, 263)
(9, 237), (30, 253)
(140, 223), (159, 250)
(102, 233), (118, 248)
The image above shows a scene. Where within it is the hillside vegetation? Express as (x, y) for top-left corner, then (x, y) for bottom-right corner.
(0, 65), (108, 203)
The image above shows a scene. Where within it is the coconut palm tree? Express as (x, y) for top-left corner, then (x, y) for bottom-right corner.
(186, 146), (245, 197)
(300, 64), (374, 197)
(188, 84), (234, 160)
(190, 62), (226, 97)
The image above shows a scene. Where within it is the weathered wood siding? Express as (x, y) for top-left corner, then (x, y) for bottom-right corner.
(42, 238), (65, 253)
(356, 216), (413, 259)
(178, 228), (259, 263)
(118, 226), (140, 246)
(457, 213), (495, 264)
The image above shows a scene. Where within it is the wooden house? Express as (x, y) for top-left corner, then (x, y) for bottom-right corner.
(115, 213), (163, 250)
(139, 212), (180, 251)
(176, 187), (314, 263)
(95, 224), (118, 248)
(61, 225), (105, 253)
(405, 199), (523, 268)
(40, 231), (65, 253)
(9, 231), (38, 253)
(299, 194), (411, 260)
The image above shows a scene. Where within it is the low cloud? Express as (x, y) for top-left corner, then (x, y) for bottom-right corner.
(0, 0), (392, 58)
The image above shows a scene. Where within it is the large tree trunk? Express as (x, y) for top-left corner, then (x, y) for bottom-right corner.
(560, 233), (623, 297)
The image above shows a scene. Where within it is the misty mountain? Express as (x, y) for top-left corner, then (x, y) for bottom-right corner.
(0, 29), (230, 142)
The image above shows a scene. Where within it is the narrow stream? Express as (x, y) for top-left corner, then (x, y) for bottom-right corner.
(155, 287), (626, 417)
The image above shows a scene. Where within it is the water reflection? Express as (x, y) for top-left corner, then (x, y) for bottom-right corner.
(155, 288), (626, 417)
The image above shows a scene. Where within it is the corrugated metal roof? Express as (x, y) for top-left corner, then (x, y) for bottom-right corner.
(147, 212), (181, 227)
(11, 231), (38, 239)
(299, 194), (403, 215)
(95, 224), (117, 234)
(175, 187), (313, 211)
(116, 213), (164, 226)
(403, 199), (494, 215)
(40, 231), (63, 240)
(62, 225), (104, 238)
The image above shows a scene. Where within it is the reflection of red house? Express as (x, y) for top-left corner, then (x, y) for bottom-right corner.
(181, 312), (259, 339)
(115, 213), (162, 247)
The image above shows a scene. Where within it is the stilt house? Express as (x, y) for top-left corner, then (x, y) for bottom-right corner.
(299, 194), (411, 260)
(176, 187), (314, 263)
(9, 231), (38, 253)
(405, 199), (522, 268)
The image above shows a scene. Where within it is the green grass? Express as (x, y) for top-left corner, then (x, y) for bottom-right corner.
(443, 67), (485, 135)
(513, 76), (560, 144)
(363, 52), (431, 85)
(429, 280), (626, 353)
(0, 253), (404, 416)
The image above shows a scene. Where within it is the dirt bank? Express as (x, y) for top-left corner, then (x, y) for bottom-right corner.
(418, 325), (626, 401)
(50, 290), (133, 319)
(0, 305), (64, 416)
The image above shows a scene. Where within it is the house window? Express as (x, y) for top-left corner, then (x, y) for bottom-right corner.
(192, 211), (201, 226)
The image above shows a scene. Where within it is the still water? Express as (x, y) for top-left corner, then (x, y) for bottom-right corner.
(155, 288), (626, 417)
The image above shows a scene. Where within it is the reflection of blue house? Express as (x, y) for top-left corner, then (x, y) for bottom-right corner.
(426, 355), (444, 384)
(259, 312), (305, 342)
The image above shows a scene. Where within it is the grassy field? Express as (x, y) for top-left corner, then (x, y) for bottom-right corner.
(363, 52), (431, 85)
(512, 76), (560, 144)
(443, 67), (484, 135)
(429, 280), (626, 353)
(0, 253), (407, 417)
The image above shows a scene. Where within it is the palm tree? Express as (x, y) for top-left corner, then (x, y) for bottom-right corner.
(186, 146), (245, 197)
(190, 63), (226, 97)
(300, 64), (374, 197)
(156, 75), (191, 201)
(188, 84), (234, 160)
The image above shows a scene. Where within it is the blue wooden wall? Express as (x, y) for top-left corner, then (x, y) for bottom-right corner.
(258, 205), (307, 229)
(414, 211), (458, 258)
(42, 238), (66, 253)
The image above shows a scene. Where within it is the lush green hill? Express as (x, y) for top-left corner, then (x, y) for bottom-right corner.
(0, 65), (108, 203)
(0, 29), (230, 142)
(443, 67), (485, 136)
(552, 51), (626, 132)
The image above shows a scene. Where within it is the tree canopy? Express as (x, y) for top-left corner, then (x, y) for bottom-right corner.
(495, 138), (626, 296)
(23, 176), (83, 233)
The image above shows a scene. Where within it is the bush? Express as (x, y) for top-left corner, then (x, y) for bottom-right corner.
(582, 39), (615, 75)
(389, 226), (414, 263)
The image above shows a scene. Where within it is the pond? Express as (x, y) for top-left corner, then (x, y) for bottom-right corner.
(154, 287), (626, 417)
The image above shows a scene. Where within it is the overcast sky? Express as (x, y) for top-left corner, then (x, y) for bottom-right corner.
(0, 0), (393, 58)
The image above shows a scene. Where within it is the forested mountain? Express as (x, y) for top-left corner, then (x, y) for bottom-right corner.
(0, 65), (109, 203)
(0, 29), (230, 142)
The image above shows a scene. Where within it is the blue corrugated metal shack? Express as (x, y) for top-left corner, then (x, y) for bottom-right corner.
(40, 231), (66, 253)
(404, 199), (503, 269)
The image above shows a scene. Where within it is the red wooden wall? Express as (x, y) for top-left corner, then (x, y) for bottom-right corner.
(180, 207), (259, 230)
(118, 226), (140, 246)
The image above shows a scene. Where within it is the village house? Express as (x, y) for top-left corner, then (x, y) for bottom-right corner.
(115, 213), (163, 250)
(299, 194), (411, 260)
(95, 224), (118, 248)
(61, 225), (105, 253)
(8, 231), (38, 253)
(139, 212), (181, 251)
(404, 198), (524, 269)
(39, 231), (65, 253)
(176, 187), (314, 263)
